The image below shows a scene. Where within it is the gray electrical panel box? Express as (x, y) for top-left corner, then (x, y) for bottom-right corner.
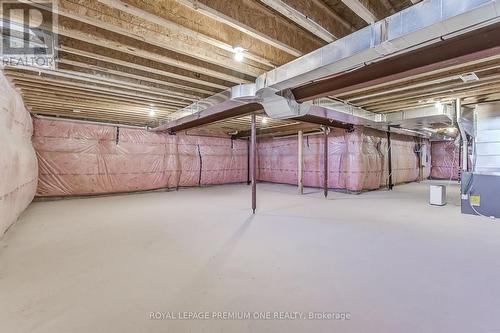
(421, 144), (428, 167)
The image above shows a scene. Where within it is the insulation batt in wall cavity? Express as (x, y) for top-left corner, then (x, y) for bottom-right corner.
(0, 72), (38, 236)
(430, 141), (460, 180)
(33, 119), (438, 196)
(257, 126), (431, 192)
(33, 119), (248, 196)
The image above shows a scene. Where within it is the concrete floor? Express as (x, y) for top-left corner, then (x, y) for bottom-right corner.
(1, 181), (499, 333)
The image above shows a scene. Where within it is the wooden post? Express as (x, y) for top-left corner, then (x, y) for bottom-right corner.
(298, 130), (304, 194)
(251, 114), (257, 213)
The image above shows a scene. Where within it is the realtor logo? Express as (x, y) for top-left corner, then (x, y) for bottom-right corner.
(0, 0), (57, 69)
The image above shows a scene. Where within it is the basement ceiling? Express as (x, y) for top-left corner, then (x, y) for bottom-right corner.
(4, 0), (498, 135)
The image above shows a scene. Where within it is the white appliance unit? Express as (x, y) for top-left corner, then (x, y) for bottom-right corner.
(430, 185), (447, 206)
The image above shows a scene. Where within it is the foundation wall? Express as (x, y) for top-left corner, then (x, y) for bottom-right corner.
(33, 118), (247, 196)
(0, 72), (38, 236)
(430, 141), (460, 180)
(257, 127), (431, 192)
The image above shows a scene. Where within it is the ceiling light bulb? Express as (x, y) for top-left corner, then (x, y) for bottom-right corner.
(233, 46), (245, 62)
(262, 116), (268, 124)
(149, 109), (156, 117)
(234, 52), (244, 62)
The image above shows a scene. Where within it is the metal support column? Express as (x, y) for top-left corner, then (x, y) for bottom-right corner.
(250, 114), (257, 213)
(323, 127), (329, 198)
(418, 138), (424, 182)
(456, 98), (468, 172)
(246, 138), (251, 185)
(387, 128), (394, 190)
(298, 130), (304, 194)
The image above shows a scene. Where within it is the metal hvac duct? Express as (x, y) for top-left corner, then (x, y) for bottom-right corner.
(472, 102), (500, 176)
(461, 101), (500, 218)
(255, 0), (500, 92)
(153, 0), (500, 130)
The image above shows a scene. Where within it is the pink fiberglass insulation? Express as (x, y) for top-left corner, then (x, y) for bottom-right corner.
(33, 118), (247, 196)
(257, 126), (430, 192)
(0, 72), (38, 236)
(430, 141), (460, 180)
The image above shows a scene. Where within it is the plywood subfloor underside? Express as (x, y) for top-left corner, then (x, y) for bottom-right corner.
(1, 182), (499, 332)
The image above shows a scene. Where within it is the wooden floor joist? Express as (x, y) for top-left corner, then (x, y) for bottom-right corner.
(7, 0), (498, 133)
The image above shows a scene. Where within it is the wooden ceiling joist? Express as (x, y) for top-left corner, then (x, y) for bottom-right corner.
(7, 0), (495, 132)
(18, 86), (183, 107)
(58, 45), (244, 89)
(176, 0), (325, 56)
(6, 69), (199, 103)
(56, 57), (220, 95)
(341, 0), (377, 23)
(18, 91), (178, 114)
(97, 0), (284, 68)
(56, 0), (269, 77)
(12, 80), (191, 108)
(259, 0), (336, 42)
(353, 74), (500, 108)
(338, 56), (500, 100)
(57, 24), (251, 85)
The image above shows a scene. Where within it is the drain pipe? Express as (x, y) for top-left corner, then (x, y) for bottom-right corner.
(456, 98), (468, 172)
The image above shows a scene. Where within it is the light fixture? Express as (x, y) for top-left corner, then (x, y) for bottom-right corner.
(446, 127), (458, 134)
(233, 46), (245, 62)
(459, 72), (479, 82)
(73, 109), (81, 113)
(149, 108), (156, 117)
(262, 116), (268, 124)
(435, 101), (443, 111)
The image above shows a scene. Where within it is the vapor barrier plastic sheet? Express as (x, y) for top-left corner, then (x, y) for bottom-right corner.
(430, 141), (460, 180)
(33, 119), (247, 196)
(0, 72), (38, 236)
(257, 127), (430, 192)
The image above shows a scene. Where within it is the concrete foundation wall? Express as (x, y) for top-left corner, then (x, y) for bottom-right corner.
(257, 126), (431, 192)
(0, 71), (38, 236)
(430, 141), (460, 180)
(32, 118), (437, 197)
(33, 118), (248, 196)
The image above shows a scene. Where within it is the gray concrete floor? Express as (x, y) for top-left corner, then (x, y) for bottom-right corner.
(1, 181), (500, 333)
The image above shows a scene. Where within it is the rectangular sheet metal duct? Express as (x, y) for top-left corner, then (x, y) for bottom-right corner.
(257, 0), (500, 92)
(473, 102), (500, 175)
(152, 0), (500, 133)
